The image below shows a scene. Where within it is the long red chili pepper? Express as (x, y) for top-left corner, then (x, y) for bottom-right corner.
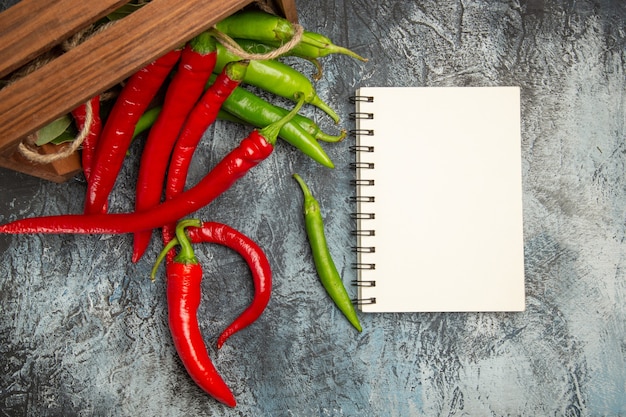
(154, 219), (236, 407)
(158, 60), (249, 257)
(84, 49), (182, 215)
(132, 34), (217, 263)
(0, 95), (305, 235)
(70, 95), (102, 183)
(165, 60), (249, 202)
(186, 221), (272, 348)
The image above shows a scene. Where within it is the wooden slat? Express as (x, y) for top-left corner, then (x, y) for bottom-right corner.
(0, 0), (255, 155)
(272, 0), (299, 22)
(0, 0), (132, 79)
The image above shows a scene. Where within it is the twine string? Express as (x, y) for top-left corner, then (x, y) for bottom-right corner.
(210, 22), (304, 61)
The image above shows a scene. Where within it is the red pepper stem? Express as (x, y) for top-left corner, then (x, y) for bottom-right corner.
(189, 31), (216, 55)
(259, 93), (305, 146)
(174, 219), (202, 264)
(151, 219), (202, 280)
(224, 59), (250, 80)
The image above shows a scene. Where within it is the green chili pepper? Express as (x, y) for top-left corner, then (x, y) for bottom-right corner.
(293, 173), (362, 332)
(212, 41), (340, 123)
(288, 30), (368, 62)
(132, 106), (165, 140)
(214, 10), (368, 62)
(214, 10), (297, 45)
(216, 83), (335, 168)
(234, 38), (322, 81)
(236, 31), (368, 63)
(206, 74), (344, 143)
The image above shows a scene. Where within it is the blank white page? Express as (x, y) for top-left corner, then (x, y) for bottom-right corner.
(353, 86), (525, 312)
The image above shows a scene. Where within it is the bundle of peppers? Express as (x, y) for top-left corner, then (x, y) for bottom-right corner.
(0, 7), (365, 408)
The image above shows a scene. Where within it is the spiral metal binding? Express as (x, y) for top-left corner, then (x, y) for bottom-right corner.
(349, 95), (374, 104)
(349, 162), (375, 169)
(351, 229), (375, 236)
(349, 144), (374, 152)
(351, 297), (377, 305)
(351, 279), (376, 287)
(352, 246), (375, 253)
(350, 195), (375, 203)
(350, 212), (375, 220)
(349, 130), (374, 138)
(351, 179), (375, 186)
(349, 112), (374, 120)
(349, 95), (377, 302)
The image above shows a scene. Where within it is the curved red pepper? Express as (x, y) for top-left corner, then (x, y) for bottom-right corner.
(164, 220), (236, 407)
(85, 49), (182, 215)
(133, 35), (217, 262)
(186, 222), (272, 348)
(0, 95), (305, 235)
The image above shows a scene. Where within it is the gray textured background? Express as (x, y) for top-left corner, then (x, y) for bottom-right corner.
(1, 0), (625, 416)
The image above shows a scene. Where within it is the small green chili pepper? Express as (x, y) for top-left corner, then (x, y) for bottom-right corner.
(214, 10), (368, 62)
(214, 10), (296, 45)
(133, 106), (163, 139)
(212, 41), (340, 123)
(293, 173), (362, 332)
(206, 69), (343, 142)
(289, 30), (368, 62)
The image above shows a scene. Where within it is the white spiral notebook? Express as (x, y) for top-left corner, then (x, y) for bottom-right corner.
(350, 86), (525, 313)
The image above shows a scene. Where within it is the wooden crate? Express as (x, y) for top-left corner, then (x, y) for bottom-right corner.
(0, 0), (297, 183)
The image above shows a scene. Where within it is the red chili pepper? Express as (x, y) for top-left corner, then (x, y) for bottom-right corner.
(84, 49), (182, 215)
(132, 34), (217, 263)
(159, 60), (249, 256)
(70, 95), (102, 183)
(0, 95), (305, 235)
(186, 221), (272, 348)
(164, 60), (249, 201)
(154, 219), (236, 407)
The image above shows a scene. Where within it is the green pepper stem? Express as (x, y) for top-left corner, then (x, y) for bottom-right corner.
(292, 173), (312, 199)
(316, 128), (347, 143)
(150, 237), (179, 281)
(306, 58), (323, 81)
(259, 94), (305, 145)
